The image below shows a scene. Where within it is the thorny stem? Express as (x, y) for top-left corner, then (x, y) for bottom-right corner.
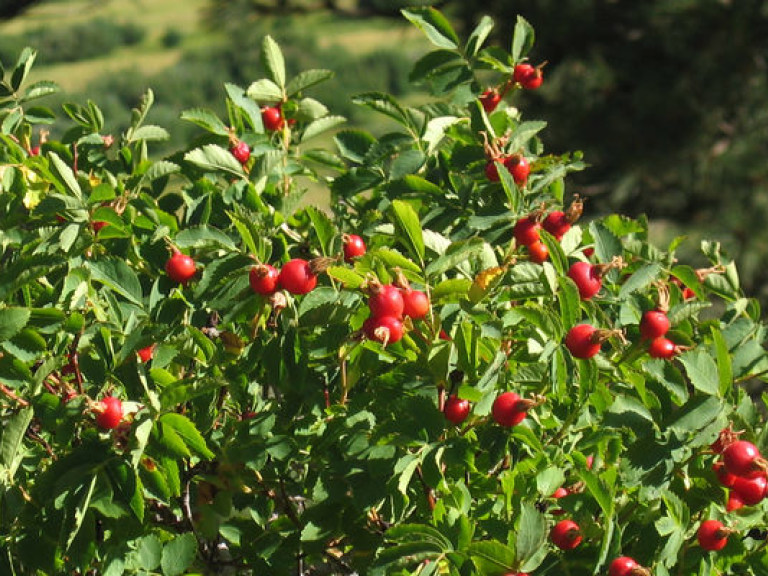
(0, 383), (29, 407)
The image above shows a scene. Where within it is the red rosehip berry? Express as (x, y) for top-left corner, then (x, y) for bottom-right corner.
(165, 251), (197, 285)
(726, 492), (745, 511)
(513, 63), (544, 89)
(513, 216), (541, 246)
(363, 315), (403, 345)
(402, 289), (429, 320)
(640, 310), (671, 340)
(250, 264), (280, 296)
(443, 394), (470, 425)
(565, 324), (601, 359)
(92, 220), (109, 234)
(697, 519), (730, 551)
(608, 556), (642, 576)
(491, 391), (529, 427)
(230, 140), (251, 165)
(731, 473), (767, 506)
(723, 440), (765, 478)
(279, 259), (317, 295)
(95, 396), (123, 430)
(485, 158), (502, 182)
(343, 234), (366, 262)
(567, 261), (602, 300)
(550, 519), (582, 550)
(369, 284), (405, 319)
(712, 461), (737, 488)
(504, 155), (530, 186)
(479, 88), (502, 112)
(648, 337), (677, 359)
(29, 145), (41, 156)
(527, 240), (549, 263)
(542, 210), (571, 240)
(137, 345), (154, 363)
(262, 106), (284, 131)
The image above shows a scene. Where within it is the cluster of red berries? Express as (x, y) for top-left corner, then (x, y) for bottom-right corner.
(362, 278), (430, 346)
(640, 308), (679, 359)
(485, 153), (531, 187)
(712, 432), (768, 511)
(249, 258), (318, 296)
(512, 199), (583, 264)
(479, 62), (544, 113)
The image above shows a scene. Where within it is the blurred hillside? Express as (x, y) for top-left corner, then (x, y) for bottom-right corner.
(2, 0), (768, 300)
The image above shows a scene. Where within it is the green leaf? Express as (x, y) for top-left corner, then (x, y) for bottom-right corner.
(516, 501), (547, 568)
(352, 92), (409, 126)
(88, 259), (143, 306)
(301, 115), (346, 143)
(129, 125), (170, 142)
(327, 266), (365, 289)
(511, 16), (535, 62)
(174, 225), (237, 251)
(0, 406), (33, 484)
(185, 144), (245, 178)
(468, 540), (516, 575)
(286, 69), (333, 96)
(425, 238), (484, 278)
(0, 307), (30, 340)
(334, 129), (375, 163)
(305, 206), (335, 256)
(619, 263), (663, 298)
(159, 413), (214, 459)
(466, 15), (494, 57)
(137, 534), (163, 571)
(590, 221), (622, 262)
(402, 8), (459, 49)
(11, 47), (36, 91)
(161, 532), (197, 576)
(180, 108), (229, 135)
(48, 152), (82, 200)
(386, 523), (453, 551)
(678, 348), (720, 396)
(711, 327), (733, 397)
(390, 199), (425, 264)
(22, 80), (59, 102)
(261, 35), (286, 89)
(246, 78), (284, 103)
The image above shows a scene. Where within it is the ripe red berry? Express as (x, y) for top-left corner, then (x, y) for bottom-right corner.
(723, 440), (764, 478)
(731, 473), (767, 506)
(697, 519), (730, 551)
(262, 106), (284, 131)
(402, 289), (429, 320)
(712, 461), (737, 488)
(250, 264), (280, 296)
(363, 315), (404, 345)
(343, 234), (366, 262)
(92, 220), (109, 234)
(29, 145), (40, 156)
(95, 396), (123, 430)
(279, 259), (317, 295)
(527, 240), (549, 264)
(165, 251), (197, 285)
(565, 324), (600, 359)
(480, 89), (502, 112)
(491, 392), (528, 427)
(505, 155), (530, 186)
(443, 395), (470, 425)
(550, 519), (582, 550)
(137, 345), (154, 363)
(608, 556), (640, 576)
(726, 492), (745, 511)
(513, 216), (541, 246)
(513, 63), (544, 90)
(640, 310), (670, 340)
(542, 210), (571, 240)
(485, 158), (502, 182)
(369, 284), (404, 319)
(567, 261), (602, 300)
(648, 337), (677, 359)
(230, 140), (251, 165)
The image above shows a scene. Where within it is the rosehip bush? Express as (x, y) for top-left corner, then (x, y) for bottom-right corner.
(1, 11), (768, 576)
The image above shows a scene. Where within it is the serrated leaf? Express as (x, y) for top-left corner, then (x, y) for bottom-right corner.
(246, 78), (283, 103)
(286, 69), (333, 96)
(468, 540), (516, 575)
(185, 144), (245, 177)
(678, 348), (720, 396)
(129, 125), (170, 142)
(305, 206), (335, 256)
(180, 108), (229, 135)
(390, 199), (425, 264)
(159, 413), (214, 459)
(466, 15), (494, 57)
(402, 7), (459, 49)
(516, 501), (546, 566)
(352, 92), (408, 126)
(0, 307), (31, 340)
(301, 115), (346, 142)
(144, 161), (180, 183)
(161, 533), (197, 576)
(88, 259), (143, 306)
(174, 225), (237, 251)
(711, 327), (733, 397)
(0, 406), (33, 483)
(11, 47), (36, 92)
(334, 129), (375, 163)
(426, 239), (484, 278)
(511, 16), (535, 62)
(261, 35), (286, 88)
(327, 266), (365, 289)
(22, 80), (59, 102)
(619, 263), (663, 298)
(48, 152), (82, 200)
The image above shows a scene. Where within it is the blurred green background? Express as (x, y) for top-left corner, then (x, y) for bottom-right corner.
(3, 0), (768, 301)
